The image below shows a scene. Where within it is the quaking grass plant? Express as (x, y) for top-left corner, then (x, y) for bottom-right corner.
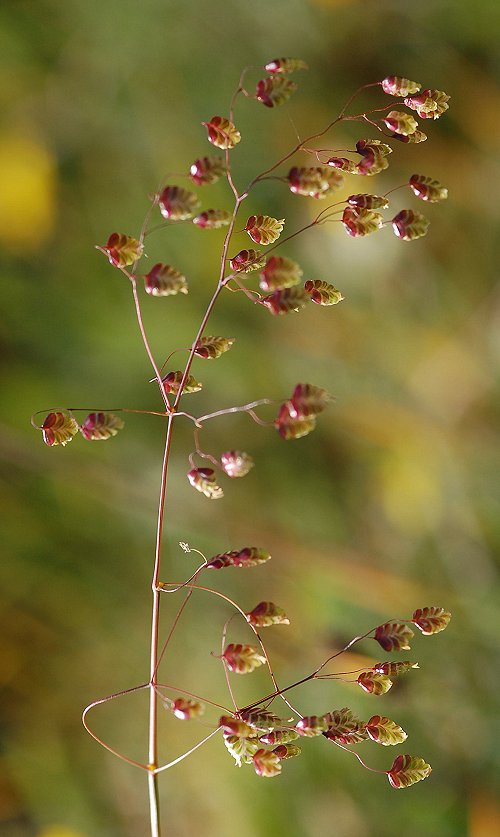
(33, 60), (452, 835)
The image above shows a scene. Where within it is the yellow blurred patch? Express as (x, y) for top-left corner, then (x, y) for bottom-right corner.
(339, 400), (444, 533)
(379, 443), (443, 535)
(37, 828), (87, 837)
(0, 134), (56, 251)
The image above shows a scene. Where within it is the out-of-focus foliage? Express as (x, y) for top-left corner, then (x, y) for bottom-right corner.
(1, 0), (500, 835)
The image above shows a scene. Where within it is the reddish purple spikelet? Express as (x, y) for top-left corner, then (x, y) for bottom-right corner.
(161, 370), (202, 394)
(409, 174), (448, 203)
(264, 57), (308, 74)
(80, 412), (124, 441)
(159, 185), (200, 220)
(220, 450), (254, 477)
(245, 601), (290, 627)
(412, 606), (451, 635)
(404, 89), (450, 119)
(41, 412), (78, 447)
(388, 754), (432, 788)
(252, 748), (282, 777)
(193, 209), (232, 229)
(255, 76), (297, 108)
(355, 139), (392, 175)
(245, 214), (284, 245)
(381, 75), (421, 97)
(144, 263), (188, 296)
(189, 155), (226, 185)
(392, 209), (430, 241)
(229, 248), (266, 273)
(261, 286), (307, 315)
(102, 232), (144, 267)
(327, 157), (358, 173)
(342, 206), (383, 237)
(222, 643), (266, 674)
(172, 698), (204, 720)
(202, 116), (241, 149)
(187, 467), (224, 499)
(357, 671), (393, 695)
(288, 166), (343, 198)
(374, 621), (414, 652)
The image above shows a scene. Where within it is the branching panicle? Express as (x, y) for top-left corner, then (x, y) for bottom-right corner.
(35, 59), (451, 835)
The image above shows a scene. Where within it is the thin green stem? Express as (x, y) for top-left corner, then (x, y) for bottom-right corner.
(147, 418), (174, 835)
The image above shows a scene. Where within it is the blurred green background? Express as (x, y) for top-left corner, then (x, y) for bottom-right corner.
(1, 0), (499, 835)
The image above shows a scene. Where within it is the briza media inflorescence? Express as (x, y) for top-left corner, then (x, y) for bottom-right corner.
(32, 60), (451, 836)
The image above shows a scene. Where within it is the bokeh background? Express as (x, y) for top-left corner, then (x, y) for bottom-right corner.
(1, 1), (499, 835)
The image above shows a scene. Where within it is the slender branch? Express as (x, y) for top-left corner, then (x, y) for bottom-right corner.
(361, 115), (384, 134)
(82, 683), (150, 770)
(337, 81), (382, 119)
(342, 102), (400, 122)
(239, 623), (383, 713)
(139, 130), (249, 831)
(155, 683), (233, 714)
(154, 728), (222, 775)
(197, 398), (274, 424)
(129, 278), (171, 411)
(313, 628), (376, 675)
(316, 667), (367, 678)
(150, 348), (190, 379)
(229, 66), (256, 123)
(314, 200), (346, 225)
(144, 220), (174, 238)
(331, 739), (388, 774)
(238, 673), (315, 716)
(156, 562), (207, 596)
(190, 426), (220, 469)
(225, 275), (261, 302)
(247, 409), (275, 428)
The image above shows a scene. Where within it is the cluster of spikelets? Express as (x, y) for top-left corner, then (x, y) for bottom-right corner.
(161, 597), (451, 785)
(96, 69), (449, 276)
(35, 65), (450, 512)
(90, 71), (448, 342)
(35, 410), (124, 446)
